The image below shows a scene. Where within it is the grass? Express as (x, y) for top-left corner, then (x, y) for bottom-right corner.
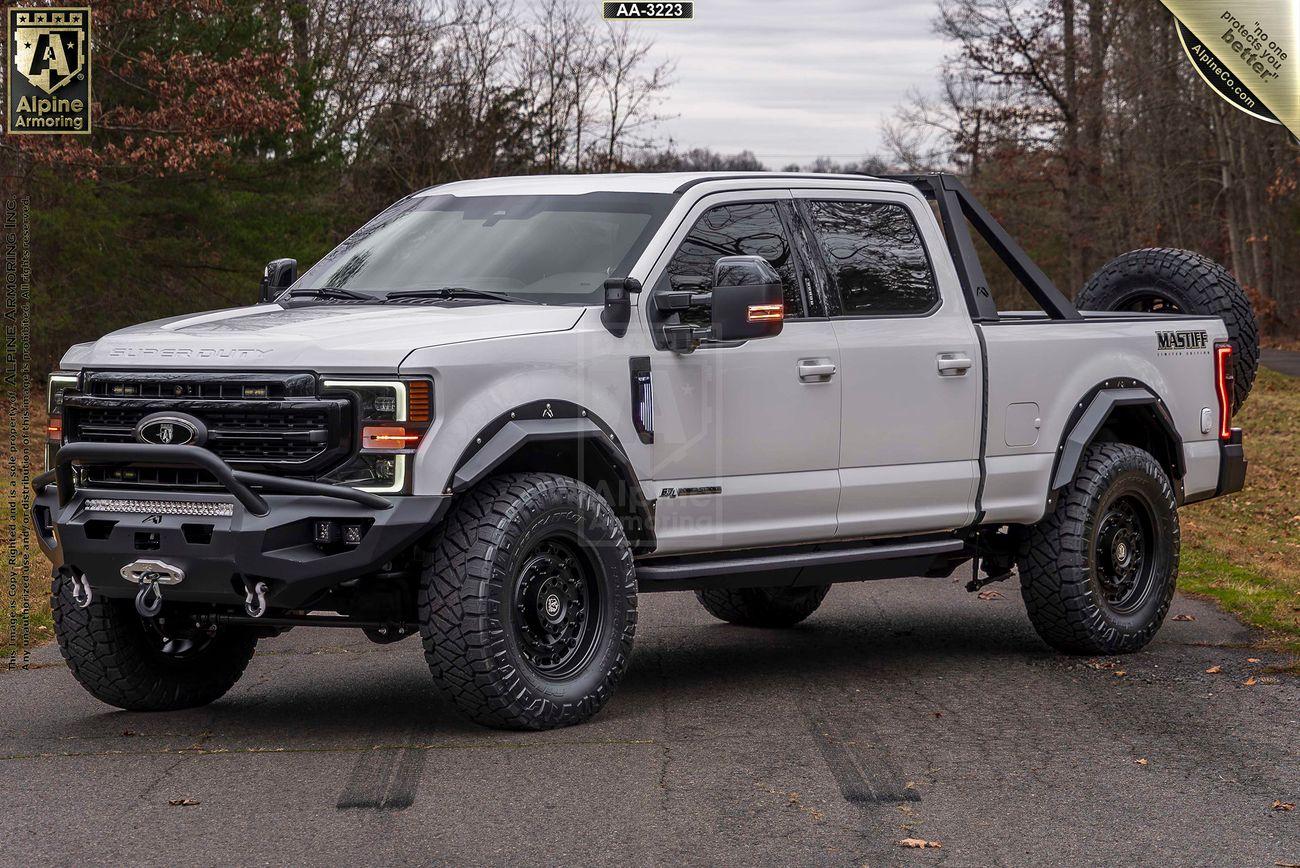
(3, 369), (1298, 660)
(1181, 367), (1300, 656)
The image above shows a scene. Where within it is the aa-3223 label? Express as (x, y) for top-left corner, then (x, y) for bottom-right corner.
(602, 2), (693, 20)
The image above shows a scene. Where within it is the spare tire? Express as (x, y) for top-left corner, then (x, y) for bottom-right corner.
(1075, 248), (1259, 412)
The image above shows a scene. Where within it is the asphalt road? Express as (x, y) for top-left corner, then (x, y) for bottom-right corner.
(2, 578), (1296, 867)
(1262, 348), (1300, 377)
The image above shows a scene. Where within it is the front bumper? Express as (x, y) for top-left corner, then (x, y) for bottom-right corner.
(32, 443), (447, 610)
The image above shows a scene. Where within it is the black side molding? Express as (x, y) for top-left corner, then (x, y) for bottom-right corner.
(636, 537), (969, 592)
(1216, 428), (1246, 496)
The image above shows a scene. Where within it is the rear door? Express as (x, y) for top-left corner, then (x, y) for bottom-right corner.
(792, 188), (981, 538)
(646, 191), (842, 555)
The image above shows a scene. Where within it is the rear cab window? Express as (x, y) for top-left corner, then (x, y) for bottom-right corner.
(799, 200), (939, 317)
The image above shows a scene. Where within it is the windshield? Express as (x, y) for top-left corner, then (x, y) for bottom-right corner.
(292, 192), (675, 305)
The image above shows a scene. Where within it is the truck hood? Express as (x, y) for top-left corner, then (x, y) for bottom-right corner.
(66, 303), (587, 372)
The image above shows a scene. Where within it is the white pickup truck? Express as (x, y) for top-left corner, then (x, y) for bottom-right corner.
(33, 172), (1255, 730)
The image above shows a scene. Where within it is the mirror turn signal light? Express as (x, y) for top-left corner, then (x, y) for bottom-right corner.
(747, 303), (784, 322)
(362, 425), (424, 450)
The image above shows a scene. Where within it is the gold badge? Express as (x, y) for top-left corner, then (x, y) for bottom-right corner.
(6, 7), (91, 134)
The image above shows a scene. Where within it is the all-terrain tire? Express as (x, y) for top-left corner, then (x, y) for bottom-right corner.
(695, 585), (831, 628)
(1017, 442), (1179, 655)
(51, 571), (258, 711)
(417, 473), (637, 730)
(1075, 248), (1258, 412)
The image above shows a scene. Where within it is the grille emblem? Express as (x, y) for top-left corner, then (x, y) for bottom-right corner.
(135, 412), (205, 447)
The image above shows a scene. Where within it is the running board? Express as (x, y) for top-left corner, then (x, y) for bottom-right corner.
(635, 537), (970, 592)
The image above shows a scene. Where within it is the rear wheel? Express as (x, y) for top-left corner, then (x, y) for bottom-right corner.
(417, 473), (637, 730)
(1017, 442), (1179, 655)
(51, 570), (258, 711)
(1076, 248), (1258, 412)
(695, 585), (830, 628)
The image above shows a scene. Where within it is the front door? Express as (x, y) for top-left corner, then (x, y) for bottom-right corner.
(646, 192), (842, 555)
(792, 189), (982, 538)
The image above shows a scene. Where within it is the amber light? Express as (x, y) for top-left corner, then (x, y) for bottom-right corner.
(1214, 343), (1233, 440)
(747, 303), (784, 322)
(407, 380), (432, 423)
(46, 417), (63, 444)
(362, 425), (423, 450)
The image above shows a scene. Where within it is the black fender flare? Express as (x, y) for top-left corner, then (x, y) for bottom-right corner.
(1050, 381), (1185, 493)
(446, 399), (655, 549)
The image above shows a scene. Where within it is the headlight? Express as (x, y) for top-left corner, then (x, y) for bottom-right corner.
(320, 378), (432, 494)
(46, 372), (78, 470)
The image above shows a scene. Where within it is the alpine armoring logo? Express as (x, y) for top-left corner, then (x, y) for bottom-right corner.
(1156, 329), (1209, 352)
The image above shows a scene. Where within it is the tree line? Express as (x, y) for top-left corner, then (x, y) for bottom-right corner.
(1, 0), (1294, 379)
(882, 0), (1299, 332)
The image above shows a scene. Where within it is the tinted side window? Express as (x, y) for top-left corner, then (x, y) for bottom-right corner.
(665, 201), (804, 319)
(804, 201), (938, 316)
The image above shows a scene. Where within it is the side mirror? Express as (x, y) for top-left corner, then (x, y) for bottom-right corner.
(600, 276), (642, 337)
(708, 256), (784, 342)
(258, 258), (297, 304)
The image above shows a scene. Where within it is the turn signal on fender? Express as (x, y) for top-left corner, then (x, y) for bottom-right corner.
(747, 303), (784, 322)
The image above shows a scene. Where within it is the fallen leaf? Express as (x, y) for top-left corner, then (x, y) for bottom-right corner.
(898, 838), (942, 849)
(1205, 665), (1222, 674)
(168, 798), (200, 807)
(1273, 801), (1296, 812)
(1172, 614), (1196, 622)
(1244, 676), (1258, 686)
(1135, 758), (1149, 765)
(1113, 670), (1127, 677)
(977, 589), (1003, 601)
(1247, 658), (1261, 663)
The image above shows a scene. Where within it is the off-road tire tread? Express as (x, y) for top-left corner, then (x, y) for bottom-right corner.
(1076, 247), (1258, 412)
(1017, 442), (1179, 655)
(51, 572), (257, 711)
(694, 585), (831, 627)
(417, 472), (637, 730)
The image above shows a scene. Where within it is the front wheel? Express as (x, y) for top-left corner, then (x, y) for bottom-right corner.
(1017, 442), (1179, 655)
(52, 570), (258, 711)
(417, 473), (637, 730)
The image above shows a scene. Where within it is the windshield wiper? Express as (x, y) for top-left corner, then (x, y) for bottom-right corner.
(383, 286), (531, 305)
(284, 287), (374, 301)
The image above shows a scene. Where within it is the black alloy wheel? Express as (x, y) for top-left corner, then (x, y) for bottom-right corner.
(1092, 494), (1156, 616)
(512, 538), (604, 678)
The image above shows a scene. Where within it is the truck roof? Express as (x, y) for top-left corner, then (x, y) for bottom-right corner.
(417, 172), (884, 197)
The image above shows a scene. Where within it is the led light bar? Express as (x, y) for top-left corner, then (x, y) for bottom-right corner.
(84, 499), (235, 517)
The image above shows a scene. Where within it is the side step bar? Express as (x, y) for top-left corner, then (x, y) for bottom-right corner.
(635, 537), (970, 592)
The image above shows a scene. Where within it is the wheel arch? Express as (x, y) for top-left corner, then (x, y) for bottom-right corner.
(1050, 380), (1185, 499)
(446, 399), (655, 553)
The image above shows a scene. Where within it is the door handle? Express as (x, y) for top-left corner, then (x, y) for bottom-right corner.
(936, 354), (973, 376)
(798, 359), (837, 382)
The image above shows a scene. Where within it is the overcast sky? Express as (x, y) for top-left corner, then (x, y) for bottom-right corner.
(639, 0), (952, 167)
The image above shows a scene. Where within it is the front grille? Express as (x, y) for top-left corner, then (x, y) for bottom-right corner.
(63, 371), (355, 491)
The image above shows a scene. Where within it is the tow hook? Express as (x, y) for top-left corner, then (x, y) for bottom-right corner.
(69, 572), (93, 609)
(119, 559), (186, 619)
(244, 580), (269, 618)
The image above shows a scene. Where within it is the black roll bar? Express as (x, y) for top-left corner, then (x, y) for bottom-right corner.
(882, 173), (1082, 322)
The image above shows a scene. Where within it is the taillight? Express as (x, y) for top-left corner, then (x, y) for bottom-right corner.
(1214, 342), (1233, 440)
